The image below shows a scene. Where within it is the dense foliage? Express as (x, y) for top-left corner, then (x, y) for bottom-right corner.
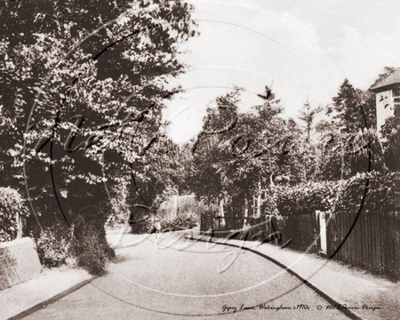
(0, 187), (29, 241)
(0, 0), (198, 273)
(271, 171), (399, 217)
(34, 222), (71, 267)
(160, 213), (199, 231)
(182, 69), (399, 233)
(185, 87), (293, 225)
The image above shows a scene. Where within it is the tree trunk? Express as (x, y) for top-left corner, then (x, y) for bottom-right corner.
(243, 196), (248, 229)
(16, 212), (25, 239)
(253, 195), (255, 217)
(220, 198), (226, 228)
(256, 179), (261, 218)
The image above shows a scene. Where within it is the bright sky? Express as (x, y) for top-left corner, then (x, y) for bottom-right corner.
(162, 0), (400, 144)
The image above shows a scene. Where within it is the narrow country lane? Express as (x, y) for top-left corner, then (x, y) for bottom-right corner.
(23, 233), (351, 320)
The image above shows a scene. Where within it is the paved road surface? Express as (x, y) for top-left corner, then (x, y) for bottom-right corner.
(23, 234), (351, 319)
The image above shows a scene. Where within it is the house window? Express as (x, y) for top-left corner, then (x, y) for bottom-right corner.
(393, 86), (400, 103)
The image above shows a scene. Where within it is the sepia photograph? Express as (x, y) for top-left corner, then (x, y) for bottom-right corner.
(0, 0), (399, 319)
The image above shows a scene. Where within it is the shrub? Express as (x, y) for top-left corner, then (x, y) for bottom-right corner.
(69, 214), (115, 275)
(273, 181), (342, 216)
(0, 187), (29, 242)
(33, 223), (71, 267)
(384, 127), (400, 172)
(336, 171), (400, 214)
(30, 209), (115, 275)
(269, 171), (400, 217)
(160, 213), (199, 231)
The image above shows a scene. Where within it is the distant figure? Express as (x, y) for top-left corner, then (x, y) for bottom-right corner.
(154, 216), (161, 240)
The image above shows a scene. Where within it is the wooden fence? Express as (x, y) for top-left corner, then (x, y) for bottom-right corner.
(327, 208), (400, 281)
(199, 197), (400, 280)
(200, 214), (243, 238)
(268, 209), (400, 281)
(265, 215), (320, 253)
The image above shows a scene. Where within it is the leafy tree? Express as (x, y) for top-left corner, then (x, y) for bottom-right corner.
(384, 128), (400, 171)
(189, 88), (242, 208)
(314, 124), (384, 181)
(380, 114), (400, 141)
(0, 0), (198, 272)
(188, 86), (305, 231)
(315, 119), (335, 138)
(380, 108), (400, 173)
(381, 99), (400, 172)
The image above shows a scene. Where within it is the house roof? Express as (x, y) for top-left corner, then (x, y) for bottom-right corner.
(370, 68), (400, 91)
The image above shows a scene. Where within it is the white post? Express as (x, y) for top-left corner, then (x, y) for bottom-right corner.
(318, 211), (327, 254)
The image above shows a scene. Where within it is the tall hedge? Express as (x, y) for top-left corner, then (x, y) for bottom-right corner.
(270, 171), (400, 217)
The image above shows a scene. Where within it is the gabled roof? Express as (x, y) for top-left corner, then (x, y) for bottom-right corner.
(370, 68), (400, 91)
